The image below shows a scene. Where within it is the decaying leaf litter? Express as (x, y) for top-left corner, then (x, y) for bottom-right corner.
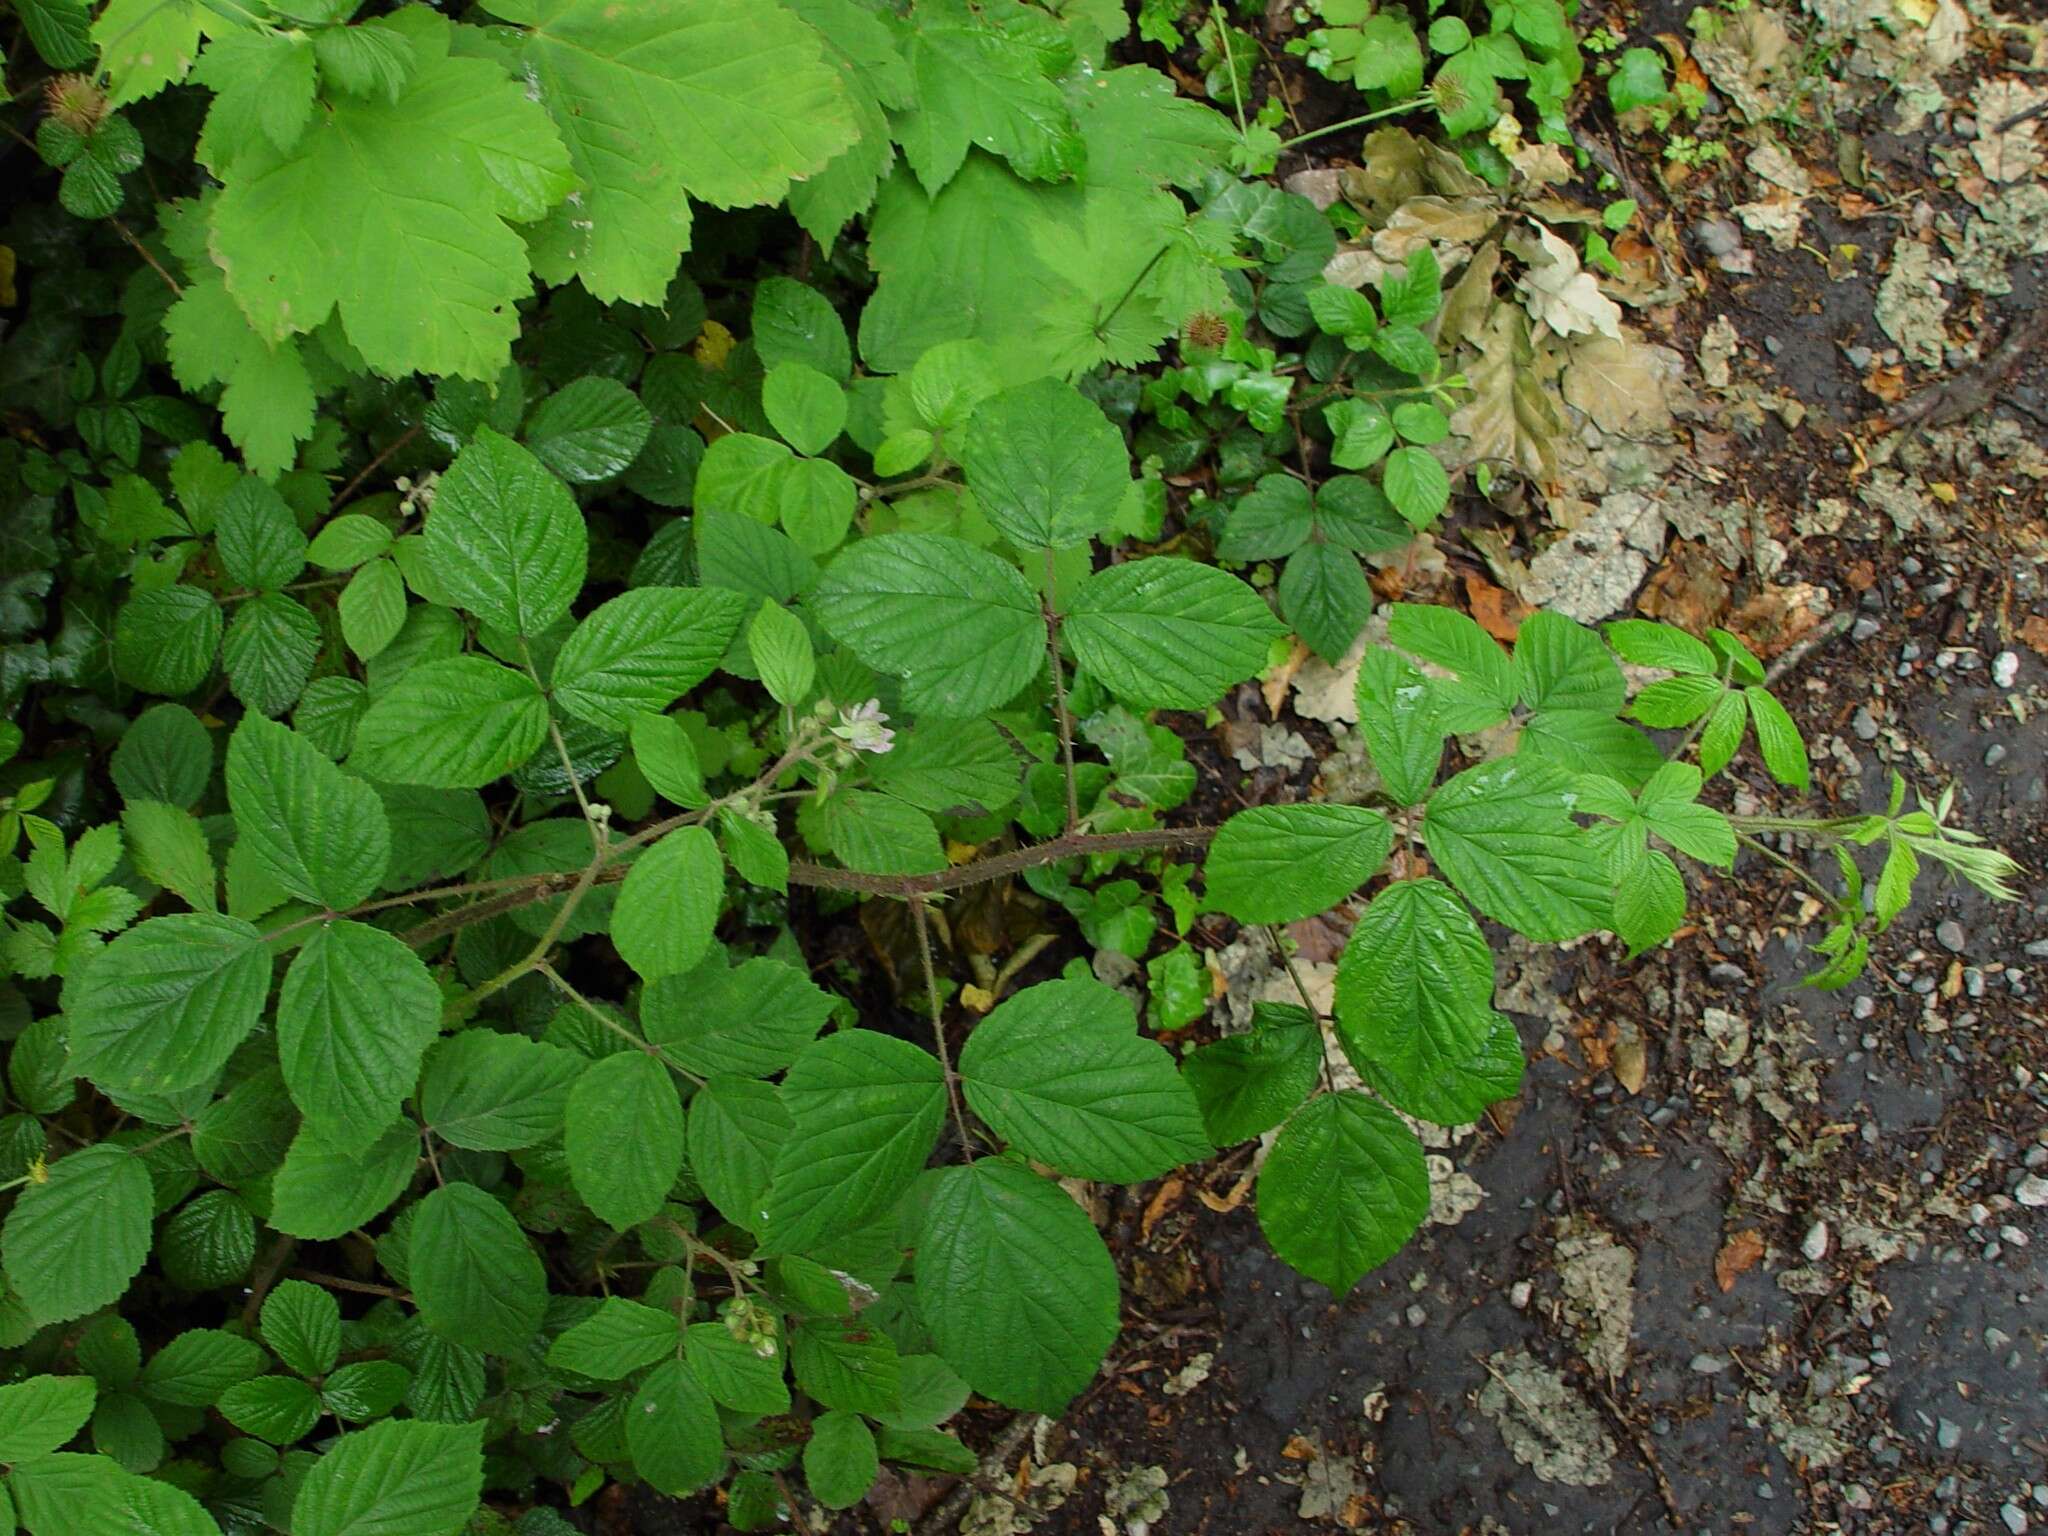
(590, 2), (2048, 1533)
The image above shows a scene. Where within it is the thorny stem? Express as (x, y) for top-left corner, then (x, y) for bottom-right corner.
(911, 894), (975, 1164)
(1044, 549), (1081, 833)
(1209, 1), (1249, 138)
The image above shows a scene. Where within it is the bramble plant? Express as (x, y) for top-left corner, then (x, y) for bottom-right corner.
(0, 0), (2020, 1532)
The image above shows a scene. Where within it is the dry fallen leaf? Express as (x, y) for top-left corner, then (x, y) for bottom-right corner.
(1463, 572), (1528, 642)
(1715, 1229), (1766, 1292)
(2019, 614), (2048, 658)
(1611, 1036), (1648, 1095)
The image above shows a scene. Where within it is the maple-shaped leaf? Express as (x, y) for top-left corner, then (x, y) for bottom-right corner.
(484, 0), (858, 305)
(892, 0), (1085, 194)
(784, 0), (913, 251)
(163, 276), (316, 479)
(208, 10), (572, 381)
(192, 30), (319, 171)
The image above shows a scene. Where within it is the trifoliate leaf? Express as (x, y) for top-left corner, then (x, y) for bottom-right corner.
(1257, 1092), (1427, 1294)
(261, 1279), (341, 1379)
(916, 1161), (1118, 1413)
(223, 592), (320, 718)
(1513, 610), (1624, 715)
(1063, 558), (1284, 710)
(114, 585), (219, 697)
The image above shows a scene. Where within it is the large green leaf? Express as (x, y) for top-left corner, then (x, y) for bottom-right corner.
(0, 1375), (98, 1461)
(1, 1146), (153, 1324)
(644, 957), (837, 1078)
(763, 1031), (945, 1255)
(627, 1358), (724, 1496)
(811, 534), (1043, 716)
(350, 656), (549, 788)
(419, 1030), (586, 1151)
(1063, 558), (1284, 710)
(957, 378), (1129, 549)
(1204, 804), (1391, 924)
(957, 978), (1209, 1181)
(225, 714), (389, 911)
(1257, 1092), (1427, 1293)
(565, 1051), (684, 1230)
(1423, 758), (1609, 941)
(64, 914), (271, 1096)
(687, 1076), (789, 1233)
(291, 1419), (484, 1536)
(1513, 610), (1624, 715)
(486, 0), (857, 304)
(411, 1183), (547, 1354)
(551, 588), (748, 729)
(1182, 1002), (1323, 1145)
(1386, 603), (1515, 732)
(611, 825), (723, 980)
(894, 8), (1081, 192)
(209, 10), (571, 378)
(424, 427), (587, 637)
(915, 1162), (1118, 1413)
(1278, 542), (1373, 662)
(276, 919), (441, 1145)
(268, 1122), (419, 1241)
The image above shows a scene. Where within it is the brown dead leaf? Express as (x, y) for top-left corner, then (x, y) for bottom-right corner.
(1727, 581), (1829, 658)
(1464, 572), (1529, 642)
(1636, 540), (1731, 632)
(1715, 1229), (1766, 1292)
(1862, 362), (1908, 403)
(1140, 1178), (1185, 1243)
(1286, 911), (1351, 965)
(1281, 1435), (1320, 1461)
(1263, 638), (1309, 716)
(1611, 1036), (1648, 1095)
(2019, 614), (2048, 658)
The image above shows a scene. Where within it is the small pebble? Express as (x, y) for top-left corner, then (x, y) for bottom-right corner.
(1853, 706), (1881, 742)
(1801, 1220), (1830, 1261)
(2016, 1174), (2048, 1208)
(1988, 744), (2009, 768)
(1937, 919), (1966, 953)
(1994, 650), (2020, 689)
(2003, 1502), (2029, 1535)
(1690, 1353), (1728, 1374)
(2025, 940), (2048, 960)
(1937, 1417), (1962, 1450)
(1852, 615), (1882, 641)
(1404, 1304), (1427, 1327)
(1853, 995), (1877, 1019)
(1508, 1281), (1532, 1309)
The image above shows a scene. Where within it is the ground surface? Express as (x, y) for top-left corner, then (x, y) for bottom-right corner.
(584, 4), (2048, 1532)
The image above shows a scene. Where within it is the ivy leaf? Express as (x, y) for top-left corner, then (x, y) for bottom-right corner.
(1354, 647), (1444, 806)
(1182, 1002), (1322, 1145)
(958, 978), (1211, 1181)
(277, 920), (441, 1146)
(350, 657), (550, 788)
(425, 428), (587, 638)
(1423, 758), (1610, 942)
(64, 913), (270, 1097)
(553, 588), (748, 730)
(1, 1146), (153, 1325)
(1205, 804), (1392, 923)
(548, 1298), (679, 1380)
(488, 0), (857, 305)
(567, 1051), (685, 1230)
(411, 1183), (547, 1355)
(419, 1031), (586, 1152)
(291, 1420), (484, 1536)
(1257, 1092), (1427, 1294)
(611, 825), (724, 981)
(1064, 558), (1284, 710)
(210, 11), (573, 378)
(763, 1031), (945, 1255)
(812, 534), (1044, 717)
(958, 379), (1130, 550)
(916, 1161), (1118, 1413)
(226, 714), (389, 910)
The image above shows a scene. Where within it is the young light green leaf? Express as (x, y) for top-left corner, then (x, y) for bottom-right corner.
(1257, 1092), (1427, 1293)
(958, 978), (1210, 1181)
(958, 377), (1130, 550)
(1610, 842), (1686, 954)
(1380, 446), (1449, 526)
(1629, 674), (1723, 728)
(1743, 686), (1810, 790)
(1204, 804), (1392, 923)
(916, 1161), (1118, 1413)
(1603, 618), (1716, 675)
(411, 1182), (547, 1354)
(1513, 611), (1624, 715)
(552, 587), (750, 730)
(762, 362), (848, 457)
(1697, 688), (1749, 779)
(226, 713), (391, 910)
(277, 919), (441, 1146)
(120, 800), (217, 912)
(611, 825), (723, 980)
(1064, 558), (1285, 710)
(566, 1051), (684, 1230)
(339, 557), (408, 662)
(750, 600), (817, 707)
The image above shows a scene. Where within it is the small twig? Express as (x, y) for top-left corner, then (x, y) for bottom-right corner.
(911, 894), (975, 1163)
(110, 219), (181, 295)
(912, 1412), (1046, 1536)
(1594, 1382), (1687, 1528)
(285, 1270), (412, 1302)
(1043, 549), (1081, 834)
(329, 424), (421, 512)
(1762, 610), (1854, 688)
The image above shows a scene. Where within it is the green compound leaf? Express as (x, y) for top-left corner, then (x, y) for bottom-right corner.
(1386, 602), (1515, 732)
(419, 1031), (586, 1152)
(627, 1358), (724, 1497)
(916, 1161), (1118, 1414)
(1204, 804), (1392, 923)
(1257, 1092), (1428, 1294)
(411, 1182), (547, 1355)
(1610, 842), (1687, 955)
(812, 534), (1044, 717)
(958, 978), (1210, 1182)
(958, 378), (1131, 550)
(276, 920), (441, 1146)
(764, 1031), (945, 1256)
(487, 0), (857, 305)
(291, 1419), (484, 1536)
(1603, 618), (1715, 676)
(566, 1051), (684, 1230)
(611, 824), (724, 981)
(1063, 558), (1285, 711)
(64, 913), (270, 1097)
(1, 1146), (153, 1325)
(209, 11), (572, 379)
(1354, 646), (1445, 806)
(548, 1298), (679, 1380)
(552, 587), (748, 730)
(1423, 758), (1609, 942)
(226, 714), (390, 911)
(1182, 1002), (1323, 1146)
(350, 656), (550, 788)
(424, 427), (587, 638)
